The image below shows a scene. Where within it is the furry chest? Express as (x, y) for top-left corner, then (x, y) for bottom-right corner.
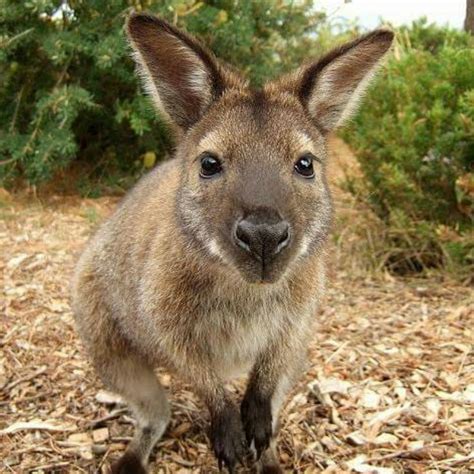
(192, 300), (289, 380)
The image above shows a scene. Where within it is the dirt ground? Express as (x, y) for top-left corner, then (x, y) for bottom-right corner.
(1, 140), (473, 473)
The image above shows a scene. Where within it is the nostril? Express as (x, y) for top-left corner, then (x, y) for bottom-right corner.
(278, 228), (289, 246)
(234, 222), (252, 252)
(236, 227), (250, 246)
(274, 224), (291, 255)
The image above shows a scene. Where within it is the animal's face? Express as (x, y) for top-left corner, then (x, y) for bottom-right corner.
(127, 14), (393, 283)
(177, 95), (332, 283)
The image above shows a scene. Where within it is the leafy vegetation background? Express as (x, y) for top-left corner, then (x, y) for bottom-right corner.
(0, 0), (339, 193)
(0, 2), (472, 276)
(342, 20), (473, 277)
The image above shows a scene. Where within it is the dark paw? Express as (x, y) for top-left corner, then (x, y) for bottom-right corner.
(241, 389), (272, 459)
(110, 451), (147, 474)
(258, 464), (284, 474)
(210, 403), (247, 473)
(260, 465), (283, 474)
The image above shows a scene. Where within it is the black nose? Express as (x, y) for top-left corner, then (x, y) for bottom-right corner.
(234, 215), (291, 261)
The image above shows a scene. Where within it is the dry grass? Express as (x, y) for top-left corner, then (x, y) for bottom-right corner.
(1, 140), (473, 473)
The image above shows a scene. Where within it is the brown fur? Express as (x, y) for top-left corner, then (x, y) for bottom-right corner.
(72, 13), (393, 472)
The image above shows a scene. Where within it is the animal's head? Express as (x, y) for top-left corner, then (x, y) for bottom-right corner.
(127, 14), (393, 284)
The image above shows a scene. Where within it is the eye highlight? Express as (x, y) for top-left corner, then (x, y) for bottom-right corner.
(199, 152), (222, 178)
(294, 153), (316, 178)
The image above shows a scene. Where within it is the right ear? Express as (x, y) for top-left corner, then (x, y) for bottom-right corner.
(266, 29), (394, 133)
(127, 13), (226, 129)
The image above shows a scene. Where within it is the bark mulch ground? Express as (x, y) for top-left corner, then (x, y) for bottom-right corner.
(1, 141), (473, 473)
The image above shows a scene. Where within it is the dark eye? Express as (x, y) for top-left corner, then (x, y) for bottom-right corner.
(294, 153), (315, 178)
(200, 153), (222, 178)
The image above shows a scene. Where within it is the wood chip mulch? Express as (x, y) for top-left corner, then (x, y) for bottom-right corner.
(1, 145), (473, 473)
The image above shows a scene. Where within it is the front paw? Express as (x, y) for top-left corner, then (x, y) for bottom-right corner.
(210, 403), (247, 472)
(241, 390), (272, 458)
(110, 451), (147, 474)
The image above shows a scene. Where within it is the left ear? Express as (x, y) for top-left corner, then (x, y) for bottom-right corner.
(127, 13), (228, 129)
(271, 29), (394, 133)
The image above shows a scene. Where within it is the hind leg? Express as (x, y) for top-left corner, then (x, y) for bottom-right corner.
(94, 355), (170, 473)
(74, 314), (169, 471)
(73, 274), (170, 472)
(77, 315), (170, 472)
(95, 356), (170, 474)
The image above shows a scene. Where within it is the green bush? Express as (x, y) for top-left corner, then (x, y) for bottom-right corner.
(342, 20), (473, 277)
(397, 18), (472, 52)
(0, 0), (328, 192)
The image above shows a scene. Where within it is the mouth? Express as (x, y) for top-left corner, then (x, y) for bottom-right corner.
(232, 254), (289, 284)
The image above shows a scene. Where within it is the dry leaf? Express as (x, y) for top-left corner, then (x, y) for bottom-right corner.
(347, 455), (395, 474)
(315, 377), (352, 395)
(373, 433), (398, 445)
(7, 254), (29, 269)
(68, 432), (92, 444)
(424, 398), (441, 422)
(360, 389), (381, 409)
(95, 390), (124, 405)
(1, 420), (76, 434)
(408, 440), (424, 450)
(347, 431), (368, 446)
(92, 428), (109, 443)
(171, 422), (191, 437)
(449, 406), (470, 423)
(367, 403), (410, 427)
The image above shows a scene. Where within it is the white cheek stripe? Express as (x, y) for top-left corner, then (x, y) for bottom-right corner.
(298, 235), (311, 258)
(206, 238), (226, 260)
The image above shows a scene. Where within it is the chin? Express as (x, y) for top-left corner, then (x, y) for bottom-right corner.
(218, 242), (293, 286)
(235, 263), (288, 285)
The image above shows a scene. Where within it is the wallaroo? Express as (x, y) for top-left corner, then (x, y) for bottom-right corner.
(72, 13), (393, 473)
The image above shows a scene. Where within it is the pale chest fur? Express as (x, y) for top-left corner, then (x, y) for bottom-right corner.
(194, 294), (295, 380)
(136, 268), (318, 381)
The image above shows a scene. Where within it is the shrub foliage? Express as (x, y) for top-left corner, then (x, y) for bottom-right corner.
(0, 0), (326, 191)
(343, 20), (473, 276)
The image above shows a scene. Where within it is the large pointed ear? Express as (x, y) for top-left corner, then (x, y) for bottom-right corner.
(127, 13), (227, 129)
(271, 30), (394, 133)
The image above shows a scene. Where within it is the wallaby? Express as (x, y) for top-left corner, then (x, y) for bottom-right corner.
(72, 13), (393, 473)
